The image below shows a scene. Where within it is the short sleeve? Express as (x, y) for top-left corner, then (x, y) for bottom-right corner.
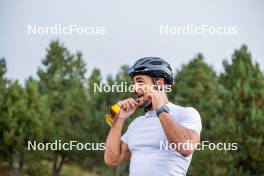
(120, 116), (142, 144)
(121, 131), (128, 144)
(121, 120), (133, 144)
(178, 107), (202, 135)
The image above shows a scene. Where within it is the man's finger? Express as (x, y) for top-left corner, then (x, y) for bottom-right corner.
(129, 99), (138, 107)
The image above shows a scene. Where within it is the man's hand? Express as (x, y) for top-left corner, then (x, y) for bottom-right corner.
(146, 90), (169, 110)
(116, 98), (139, 119)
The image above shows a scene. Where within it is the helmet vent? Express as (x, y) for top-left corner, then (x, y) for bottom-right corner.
(150, 61), (162, 65)
(135, 67), (147, 71)
(140, 59), (150, 65)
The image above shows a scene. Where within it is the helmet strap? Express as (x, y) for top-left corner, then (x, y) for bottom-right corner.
(142, 77), (157, 112)
(152, 77), (158, 90)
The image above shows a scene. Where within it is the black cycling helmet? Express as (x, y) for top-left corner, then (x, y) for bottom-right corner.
(128, 57), (174, 85)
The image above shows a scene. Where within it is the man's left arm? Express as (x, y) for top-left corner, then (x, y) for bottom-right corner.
(159, 112), (200, 157)
(148, 91), (200, 157)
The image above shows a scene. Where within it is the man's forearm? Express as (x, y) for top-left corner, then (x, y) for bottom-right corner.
(104, 117), (125, 164)
(159, 112), (199, 156)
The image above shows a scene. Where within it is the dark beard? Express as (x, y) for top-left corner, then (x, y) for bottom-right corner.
(143, 101), (152, 112)
(134, 92), (152, 112)
(138, 99), (152, 112)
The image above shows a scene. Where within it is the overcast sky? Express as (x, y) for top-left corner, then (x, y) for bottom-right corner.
(0, 0), (263, 82)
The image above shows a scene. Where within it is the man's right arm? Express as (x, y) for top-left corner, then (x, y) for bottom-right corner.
(104, 98), (137, 166)
(104, 117), (131, 166)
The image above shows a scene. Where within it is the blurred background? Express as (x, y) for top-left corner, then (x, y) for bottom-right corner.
(0, 0), (264, 176)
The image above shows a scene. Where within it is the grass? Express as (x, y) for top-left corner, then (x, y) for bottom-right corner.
(0, 161), (99, 176)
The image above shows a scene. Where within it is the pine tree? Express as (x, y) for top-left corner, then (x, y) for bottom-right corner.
(0, 58), (7, 121)
(173, 54), (221, 130)
(0, 78), (49, 176)
(218, 45), (264, 175)
(172, 54), (221, 175)
(38, 40), (89, 176)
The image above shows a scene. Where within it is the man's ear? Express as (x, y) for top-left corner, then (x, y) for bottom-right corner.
(156, 78), (165, 91)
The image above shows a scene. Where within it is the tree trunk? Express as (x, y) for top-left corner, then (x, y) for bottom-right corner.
(8, 156), (14, 176)
(16, 155), (23, 176)
(52, 154), (65, 176)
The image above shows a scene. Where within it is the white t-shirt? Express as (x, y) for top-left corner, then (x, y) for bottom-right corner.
(121, 102), (202, 176)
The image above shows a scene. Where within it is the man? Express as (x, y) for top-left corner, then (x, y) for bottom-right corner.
(104, 57), (202, 176)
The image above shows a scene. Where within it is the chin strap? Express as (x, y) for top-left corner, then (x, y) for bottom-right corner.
(143, 78), (156, 113)
(152, 77), (157, 88)
(144, 102), (152, 112)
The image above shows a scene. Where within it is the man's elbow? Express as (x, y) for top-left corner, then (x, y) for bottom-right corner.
(104, 155), (120, 166)
(169, 140), (194, 157)
(104, 160), (119, 166)
(180, 149), (193, 157)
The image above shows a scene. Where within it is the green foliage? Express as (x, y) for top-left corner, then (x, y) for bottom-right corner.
(218, 45), (264, 175)
(0, 58), (7, 81)
(37, 40), (91, 175)
(0, 75), (50, 175)
(172, 54), (222, 175)
(0, 43), (263, 176)
(172, 54), (221, 126)
(171, 48), (264, 175)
